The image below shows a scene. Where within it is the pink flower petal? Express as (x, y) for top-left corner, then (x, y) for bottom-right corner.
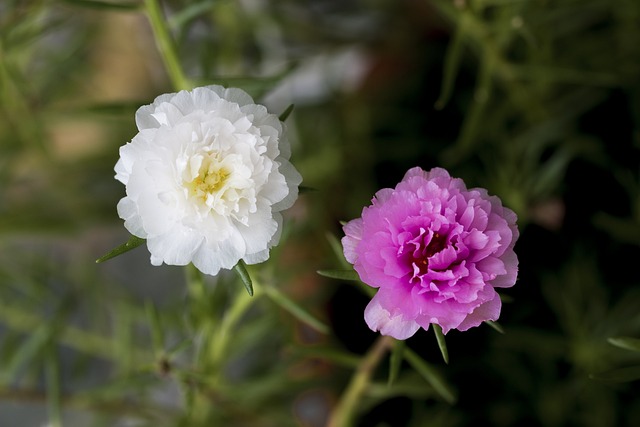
(342, 166), (519, 338)
(364, 294), (420, 340)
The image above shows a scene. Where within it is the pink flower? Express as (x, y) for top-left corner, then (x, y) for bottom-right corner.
(342, 167), (519, 339)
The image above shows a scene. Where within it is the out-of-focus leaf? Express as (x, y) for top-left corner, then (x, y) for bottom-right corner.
(608, 337), (640, 352)
(388, 340), (404, 386)
(298, 186), (318, 194)
(317, 269), (360, 281)
(80, 373), (160, 400)
(590, 365), (640, 382)
(61, 0), (141, 11)
(510, 65), (618, 87)
(4, 323), (52, 385)
(234, 260), (254, 297)
(202, 64), (298, 100)
(404, 348), (456, 404)
(435, 13), (468, 109)
(95, 236), (145, 263)
(433, 324), (449, 364)
(77, 101), (142, 116)
(325, 232), (349, 268)
(167, 337), (194, 357)
(593, 213), (640, 247)
(262, 285), (329, 334)
(168, 0), (216, 29)
(372, 374), (436, 400)
(45, 347), (62, 427)
(145, 301), (165, 355)
(290, 346), (361, 368)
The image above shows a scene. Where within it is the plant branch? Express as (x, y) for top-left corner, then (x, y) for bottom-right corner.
(144, 0), (191, 91)
(327, 335), (394, 427)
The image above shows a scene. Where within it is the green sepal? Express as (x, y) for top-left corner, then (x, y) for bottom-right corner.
(279, 104), (295, 121)
(608, 336), (640, 352)
(234, 260), (254, 297)
(96, 235), (145, 263)
(433, 324), (449, 364)
(317, 269), (360, 281)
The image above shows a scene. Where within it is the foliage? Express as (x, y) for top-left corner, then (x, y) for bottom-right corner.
(0, 0), (639, 426)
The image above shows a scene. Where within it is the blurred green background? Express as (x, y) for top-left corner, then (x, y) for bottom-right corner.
(1, 0), (639, 426)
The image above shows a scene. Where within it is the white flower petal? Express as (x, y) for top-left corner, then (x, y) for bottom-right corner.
(220, 86), (255, 107)
(117, 197), (145, 237)
(116, 86), (300, 276)
(146, 227), (204, 266)
(272, 160), (302, 212)
(135, 92), (175, 130)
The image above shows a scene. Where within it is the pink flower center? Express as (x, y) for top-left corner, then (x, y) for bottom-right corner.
(407, 229), (448, 278)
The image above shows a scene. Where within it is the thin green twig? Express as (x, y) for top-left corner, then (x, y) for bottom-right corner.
(144, 0), (192, 91)
(327, 335), (393, 427)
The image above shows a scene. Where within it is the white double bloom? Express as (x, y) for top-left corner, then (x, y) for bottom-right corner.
(115, 86), (302, 275)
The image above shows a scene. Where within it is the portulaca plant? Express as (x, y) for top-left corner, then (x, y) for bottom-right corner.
(111, 85), (301, 276)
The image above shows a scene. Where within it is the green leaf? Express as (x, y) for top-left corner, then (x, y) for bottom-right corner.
(404, 348), (456, 404)
(433, 324), (449, 364)
(317, 269), (360, 281)
(325, 232), (349, 268)
(388, 340), (405, 387)
(485, 320), (505, 334)
(608, 337), (640, 352)
(167, 337), (194, 357)
(279, 104), (295, 121)
(299, 186), (319, 194)
(4, 323), (52, 385)
(590, 365), (640, 382)
(61, 0), (141, 11)
(290, 346), (361, 368)
(96, 235), (145, 263)
(263, 286), (329, 334)
(145, 301), (165, 355)
(234, 260), (254, 297)
(371, 375), (436, 400)
(168, 0), (216, 30)
(435, 13), (468, 109)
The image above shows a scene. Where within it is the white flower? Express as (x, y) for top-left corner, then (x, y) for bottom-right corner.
(115, 85), (302, 275)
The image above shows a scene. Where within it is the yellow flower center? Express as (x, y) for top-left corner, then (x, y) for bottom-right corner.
(188, 154), (230, 202)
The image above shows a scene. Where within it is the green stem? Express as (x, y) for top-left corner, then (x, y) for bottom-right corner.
(144, 0), (191, 91)
(327, 335), (394, 427)
(209, 284), (255, 371)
